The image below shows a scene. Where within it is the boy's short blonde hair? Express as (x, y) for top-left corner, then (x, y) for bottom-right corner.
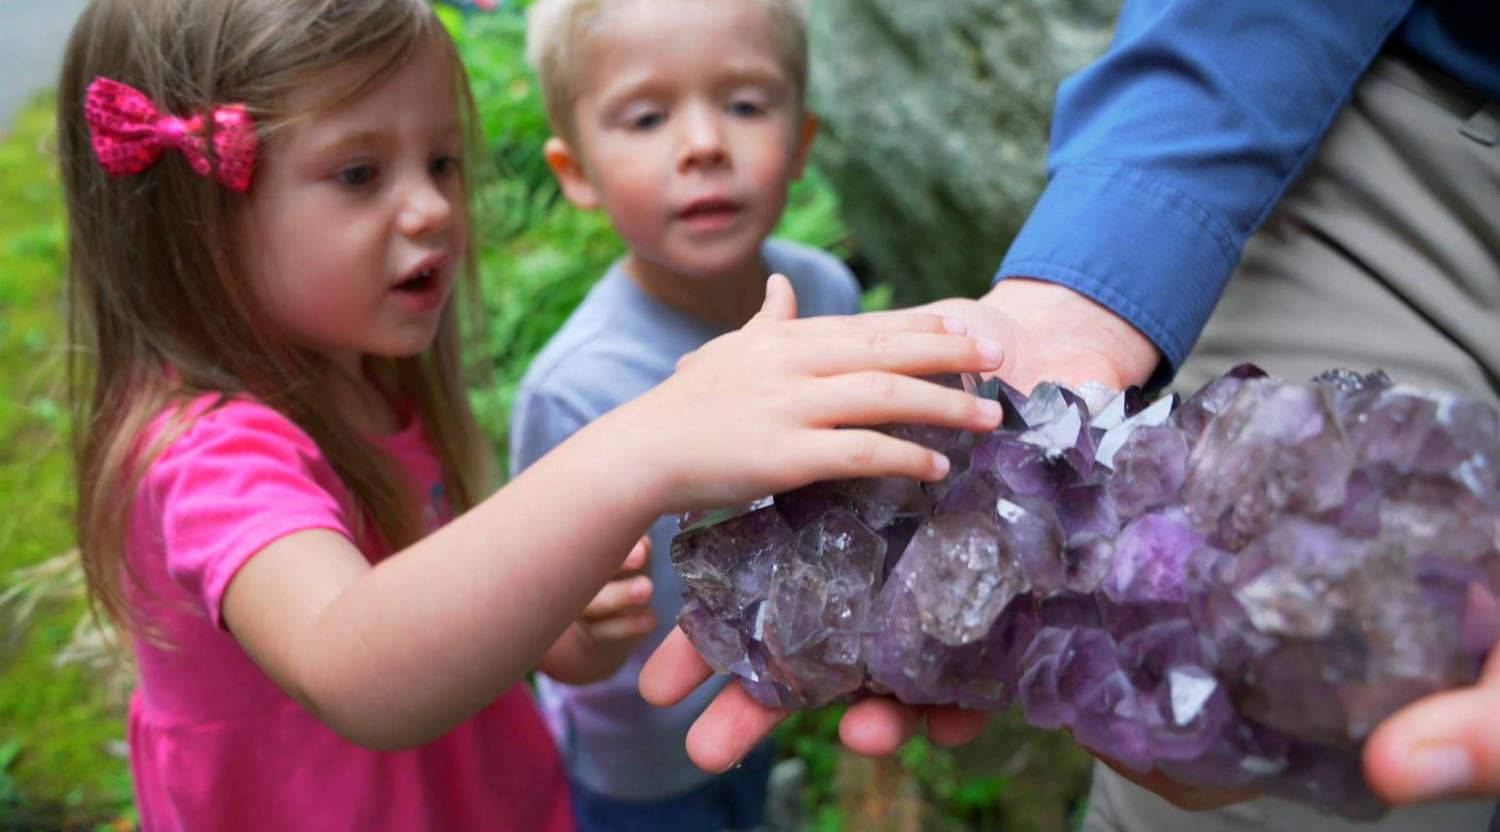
(526, 0), (809, 140)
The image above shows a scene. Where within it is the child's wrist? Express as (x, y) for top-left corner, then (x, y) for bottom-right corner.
(581, 398), (683, 519)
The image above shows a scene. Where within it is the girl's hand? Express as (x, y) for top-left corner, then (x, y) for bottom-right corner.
(617, 273), (1007, 513)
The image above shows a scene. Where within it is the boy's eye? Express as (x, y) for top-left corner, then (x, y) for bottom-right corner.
(334, 164), (377, 187)
(429, 156), (461, 177)
(728, 100), (765, 118)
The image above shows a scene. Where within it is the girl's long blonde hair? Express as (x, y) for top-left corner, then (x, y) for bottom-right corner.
(60, 0), (491, 635)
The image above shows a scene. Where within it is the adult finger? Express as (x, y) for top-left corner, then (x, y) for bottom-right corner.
(926, 706), (992, 747)
(639, 626), (715, 707)
(839, 697), (923, 756)
(685, 681), (791, 772)
(1364, 684), (1500, 803)
(803, 372), (1003, 433)
(1364, 641), (1500, 804)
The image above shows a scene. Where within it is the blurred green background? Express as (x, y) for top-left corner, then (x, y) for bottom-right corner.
(0, 3), (1095, 829)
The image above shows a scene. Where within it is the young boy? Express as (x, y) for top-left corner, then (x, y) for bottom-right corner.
(511, 0), (859, 828)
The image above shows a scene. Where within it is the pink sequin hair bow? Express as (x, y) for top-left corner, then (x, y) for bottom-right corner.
(84, 77), (257, 192)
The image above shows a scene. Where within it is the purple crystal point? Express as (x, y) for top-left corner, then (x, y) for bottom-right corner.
(1020, 400), (1098, 479)
(1091, 386), (1147, 431)
(1019, 626), (1121, 730)
(671, 366), (1500, 819)
(671, 505), (791, 619)
(995, 495), (1068, 595)
(1102, 508), (1205, 605)
(987, 436), (1077, 499)
(1106, 424), (1189, 521)
(1096, 393), (1177, 469)
(898, 512), (1026, 645)
(1173, 362), (1267, 442)
(1181, 380), (1354, 549)
(865, 590), (1040, 709)
(760, 509), (886, 707)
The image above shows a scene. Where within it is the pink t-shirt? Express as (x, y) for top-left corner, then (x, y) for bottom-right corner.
(124, 396), (575, 832)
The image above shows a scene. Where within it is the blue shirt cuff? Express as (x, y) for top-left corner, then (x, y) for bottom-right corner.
(996, 161), (1241, 380)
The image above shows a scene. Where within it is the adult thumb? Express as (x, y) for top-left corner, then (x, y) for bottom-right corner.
(751, 273), (798, 324)
(1363, 682), (1500, 804)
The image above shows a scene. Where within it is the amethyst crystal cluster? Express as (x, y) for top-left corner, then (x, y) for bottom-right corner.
(670, 366), (1500, 818)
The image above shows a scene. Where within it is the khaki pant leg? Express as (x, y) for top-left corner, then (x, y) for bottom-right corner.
(1175, 55), (1500, 407)
(1087, 54), (1500, 832)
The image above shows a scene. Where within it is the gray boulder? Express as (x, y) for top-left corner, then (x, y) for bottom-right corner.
(807, 0), (1121, 303)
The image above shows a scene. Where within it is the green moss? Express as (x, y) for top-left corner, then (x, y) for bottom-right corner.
(0, 96), (134, 829)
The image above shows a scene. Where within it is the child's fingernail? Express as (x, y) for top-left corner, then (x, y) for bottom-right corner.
(977, 339), (1004, 364)
(978, 399), (1003, 423)
(632, 577), (652, 599)
(943, 317), (967, 334)
(1402, 745), (1474, 800)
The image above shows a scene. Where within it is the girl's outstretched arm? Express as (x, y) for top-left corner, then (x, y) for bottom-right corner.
(222, 275), (1005, 751)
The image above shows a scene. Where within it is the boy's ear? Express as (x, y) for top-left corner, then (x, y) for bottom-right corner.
(791, 112), (819, 180)
(544, 136), (600, 209)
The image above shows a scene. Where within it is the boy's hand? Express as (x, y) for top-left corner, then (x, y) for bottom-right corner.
(537, 536), (656, 686)
(620, 273), (1008, 514)
(576, 536), (656, 644)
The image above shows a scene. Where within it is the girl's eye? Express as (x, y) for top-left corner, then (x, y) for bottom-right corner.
(629, 111), (665, 131)
(430, 156), (461, 177)
(728, 100), (764, 118)
(334, 164), (377, 187)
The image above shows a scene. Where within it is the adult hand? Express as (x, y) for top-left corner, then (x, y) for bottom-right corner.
(918, 277), (1160, 392)
(638, 278), (1164, 771)
(639, 627), (991, 772)
(1092, 756), (1259, 811)
(1364, 645), (1500, 804)
(952, 279), (1259, 810)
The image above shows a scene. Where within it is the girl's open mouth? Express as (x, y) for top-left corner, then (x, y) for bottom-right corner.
(394, 268), (437, 294)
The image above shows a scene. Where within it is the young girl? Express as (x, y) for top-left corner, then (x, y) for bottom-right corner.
(59, 0), (1006, 829)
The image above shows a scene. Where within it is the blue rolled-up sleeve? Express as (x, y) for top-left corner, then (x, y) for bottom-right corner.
(997, 0), (1416, 377)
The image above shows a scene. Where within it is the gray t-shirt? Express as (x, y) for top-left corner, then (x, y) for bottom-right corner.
(509, 238), (861, 800)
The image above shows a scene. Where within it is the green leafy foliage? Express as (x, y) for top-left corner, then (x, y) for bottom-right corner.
(0, 97), (136, 831)
(0, 4), (1093, 830)
(446, 4), (853, 468)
